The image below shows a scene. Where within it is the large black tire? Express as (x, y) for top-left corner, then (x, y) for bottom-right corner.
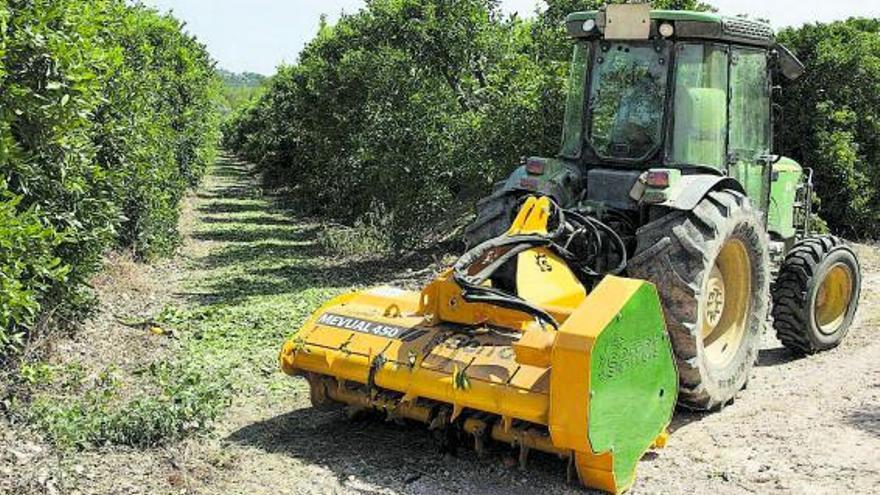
(463, 189), (522, 248)
(463, 190), (525, 293)
(771, 235), (861, 354)
(628, 190), (770, 410)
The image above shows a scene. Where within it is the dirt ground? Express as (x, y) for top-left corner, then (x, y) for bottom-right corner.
(2, 158), (879, 495)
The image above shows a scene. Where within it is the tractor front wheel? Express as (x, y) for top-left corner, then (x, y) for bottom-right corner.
(628, 190), (770, 410)
(771, 236), (861, 354)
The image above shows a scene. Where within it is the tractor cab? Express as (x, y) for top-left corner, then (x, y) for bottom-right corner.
(561, 5), (803, 172)
(555, 5), (806, 238)
(473, 6), (807, 247)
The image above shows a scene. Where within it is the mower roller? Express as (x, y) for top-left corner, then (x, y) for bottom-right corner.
(280, 4), (863, 493)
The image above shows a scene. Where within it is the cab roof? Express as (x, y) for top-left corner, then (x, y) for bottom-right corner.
(566, 9), (775, 47)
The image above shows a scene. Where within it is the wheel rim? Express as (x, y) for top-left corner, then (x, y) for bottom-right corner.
(814, 262), (854, 335)
(701, 239), (752, 368)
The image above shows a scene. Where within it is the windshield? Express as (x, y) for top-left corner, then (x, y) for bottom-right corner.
(586, 42), (670, 160)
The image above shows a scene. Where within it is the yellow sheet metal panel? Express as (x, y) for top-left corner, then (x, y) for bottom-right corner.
(508, 365), (550, 393)
(575, 452), (619, 494)
(468, 340), (523, 385)
(512, 328), (556, 368)
(424, 274), (573, 331)
(516, 247), (587, 308)
(383, 356), (550, 424)
(280, 300), (553, 425)
(505, 196), (552, 236)
(333, 288), (420, 314)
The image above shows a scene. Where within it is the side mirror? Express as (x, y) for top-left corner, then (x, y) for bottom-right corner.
(775, 44), (805, 81)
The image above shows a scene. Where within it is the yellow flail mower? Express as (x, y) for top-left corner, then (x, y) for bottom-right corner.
(280, 196), (677, 494)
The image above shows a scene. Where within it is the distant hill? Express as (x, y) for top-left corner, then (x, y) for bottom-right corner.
(217, 69), (267, 89)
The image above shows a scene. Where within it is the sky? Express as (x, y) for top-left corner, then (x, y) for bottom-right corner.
(142, 1), (880, 75)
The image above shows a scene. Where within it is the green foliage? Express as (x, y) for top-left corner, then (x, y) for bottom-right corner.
(318, 213), (394, 257)
(227, 2), (878, 241)
(217, 69), (267, 116)
(223, 0), (714, 248)
(0, 0), (220, 357)
(0, 183), (67, 350)
(218, 69), (267, 89)
(27, 360), (229, 449)
(95, 3), (221, 254)
(155, 158), (344, 388)
(21, 159), (345, 449)
(777, 19), (880, 238)
(224, 1), (550, 245)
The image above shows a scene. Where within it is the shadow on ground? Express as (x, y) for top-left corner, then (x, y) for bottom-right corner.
(847, 407), (880, 437)
(226, 406), (587, 494)
(184, 157), (447, 305)
(756, 346), (802, 367)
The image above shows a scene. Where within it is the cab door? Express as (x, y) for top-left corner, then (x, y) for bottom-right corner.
(727, 47), (772, 216)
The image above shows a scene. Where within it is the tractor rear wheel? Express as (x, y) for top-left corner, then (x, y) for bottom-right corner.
(463, 189), (522, 248)
(463, 190), (525, 293)
(771, 236), (861, 354)
(628, 190), (770, 410)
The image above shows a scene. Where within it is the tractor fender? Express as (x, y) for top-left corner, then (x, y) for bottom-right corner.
(464, 159), (582, 249)
(641, 174), (745, 211)
(497, 158), (584, 208)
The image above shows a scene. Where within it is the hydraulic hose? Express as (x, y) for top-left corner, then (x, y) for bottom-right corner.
(452, 198), (629, 330)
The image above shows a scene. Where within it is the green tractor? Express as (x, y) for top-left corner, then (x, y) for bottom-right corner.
(465, 4), (862, 410)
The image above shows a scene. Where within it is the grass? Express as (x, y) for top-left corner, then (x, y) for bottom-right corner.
(13, 157), (355, 449)
(176, 159), (348, 394)
(317, 208), (394, 258)
(25, 360), (229, 449)
(14, 156), (441, 451)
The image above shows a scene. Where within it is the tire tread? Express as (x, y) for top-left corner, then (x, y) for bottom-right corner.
(771, 235), (859, 354)
(629, 190), (770, 411)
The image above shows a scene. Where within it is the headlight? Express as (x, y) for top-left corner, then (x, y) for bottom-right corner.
(583, 19), (596, 33)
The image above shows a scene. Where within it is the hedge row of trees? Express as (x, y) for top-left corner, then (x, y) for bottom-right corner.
(225, 0), (558, 245)
(0, 0), (220, 356)
(775, 19), (880, 238)
(225, 0), (880, 244)
(222, 0), (637, 244)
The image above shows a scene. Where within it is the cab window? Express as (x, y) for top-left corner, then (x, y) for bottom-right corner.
(729, 48), (771, 162)
(670, 43), (729, 168)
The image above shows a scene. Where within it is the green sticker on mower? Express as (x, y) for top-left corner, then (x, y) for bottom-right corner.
(588, 282), (678, 491)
